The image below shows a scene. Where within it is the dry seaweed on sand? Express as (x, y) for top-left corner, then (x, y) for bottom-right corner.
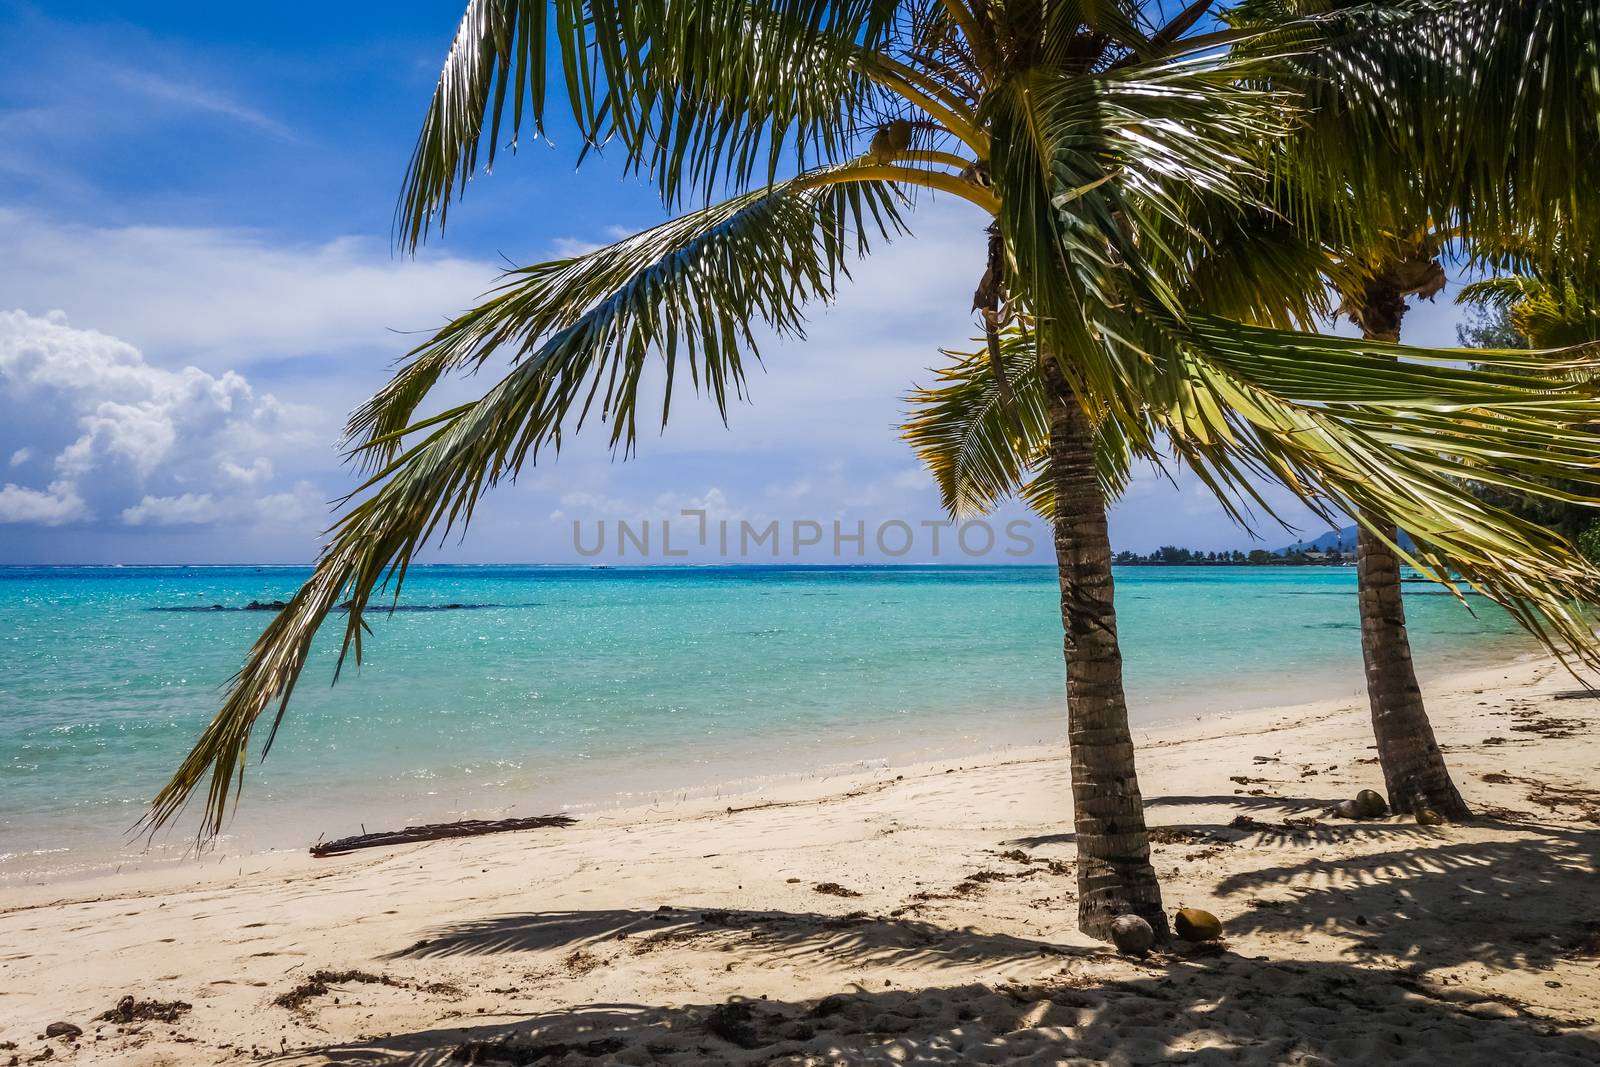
(1148, 826), (1231, 845)
(99, 995), (191, 1024)
(274, 970), (398, 1010)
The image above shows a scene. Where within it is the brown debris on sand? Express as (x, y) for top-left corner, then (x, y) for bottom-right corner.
(274, 970), (398, 1011)
(812, 882), (861, 898)
(98, 996), (191, 1024)
(1148, 827), (1230, 846)
(310, 814), (575, 857)
(1481, 772), (1600, 823)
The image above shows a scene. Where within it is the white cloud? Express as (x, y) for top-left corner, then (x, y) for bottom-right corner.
(221, 457), (273, 484)
(0, 480), (89, 525)
(251, 481), (325, 527)
(548, 236), (605, 258)
(0, 213), (500, 370)
(0, 309), (328, 530)
(121, 492), (222, 526)
(110, 67), (296, 141)
(8, 447), (31, 467)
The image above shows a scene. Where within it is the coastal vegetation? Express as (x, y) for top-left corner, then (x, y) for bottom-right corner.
(1456, 273), (1600, 563)
(1113, 546), (1346, 565)
(148, 0), (1600, 949)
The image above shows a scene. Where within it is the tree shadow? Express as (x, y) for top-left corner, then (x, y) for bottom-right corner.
(389, 906), (1081, 972)
(1215, 823), (1600, 970)
(283, 955), (1600, 1065)
(1008, 790), (1446, 851)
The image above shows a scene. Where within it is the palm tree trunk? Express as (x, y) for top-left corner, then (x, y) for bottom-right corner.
(1356, 521), (1469, 816)
(1348, 271), (1471, 819)
(1043, 358), (1169, 941)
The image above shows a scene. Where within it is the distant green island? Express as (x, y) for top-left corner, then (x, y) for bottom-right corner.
(1115, 545), (1352, 566)
(1117, 524), (1367, 565)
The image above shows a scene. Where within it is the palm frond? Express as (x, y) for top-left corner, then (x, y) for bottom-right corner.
(986, 45), (1298, 428)
(1458, 276), (1600, 351)
(1456, 277), (1540, 314)
(148, 167), (907, 837)
(905, 313), (1600, 669)
(902, 327), (1135, 518)
(1235, 0), (1600, 271)
(396, 0), (903, 246)
(357, 162), (909, 467)
(1166, 318), (1600, 664)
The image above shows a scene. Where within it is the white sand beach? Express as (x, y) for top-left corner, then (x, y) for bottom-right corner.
(2, 652), (1597, 1065)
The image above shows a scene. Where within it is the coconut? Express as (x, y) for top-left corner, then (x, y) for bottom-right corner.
(1354, 789), (1389, 818)
(1332, 799), (1361, 819)
(1109, 914), (1155, 956)
(1174, 907), (1223, 942)
(1416, 807), (1446, 826)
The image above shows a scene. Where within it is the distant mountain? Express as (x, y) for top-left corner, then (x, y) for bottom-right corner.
(1277, 524), (1414, 555)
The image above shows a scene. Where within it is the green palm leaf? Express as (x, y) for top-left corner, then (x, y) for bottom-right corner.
(397, 0), (903, 246)
(147, 167), (906, 837)
(902, 330), (1133, 518)
(906, 315), (1600, 665)
(1236, 0), (1600, 272)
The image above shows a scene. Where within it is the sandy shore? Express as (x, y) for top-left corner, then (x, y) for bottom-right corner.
(2, 652), (1597, 1065)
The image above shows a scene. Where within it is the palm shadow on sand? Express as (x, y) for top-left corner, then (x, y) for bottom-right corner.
(1214, 819), (1600, 971)
(1007, 791), (1451, 852)
(389, 905), (1077, 972)
(287, 952), (1600, 1066)
(289, 795), (1600, 1064)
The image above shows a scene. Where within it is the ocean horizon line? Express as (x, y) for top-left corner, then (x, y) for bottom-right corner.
(0, 558), (1334, 571)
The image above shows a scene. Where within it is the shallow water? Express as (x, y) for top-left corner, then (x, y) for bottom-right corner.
(0, 564), (1529, 881)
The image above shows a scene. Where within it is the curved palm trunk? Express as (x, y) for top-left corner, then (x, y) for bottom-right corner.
(1356, 521), (1469, 816)
(1044, 359), (1168, 940)
(1348, 269), (1471, 819)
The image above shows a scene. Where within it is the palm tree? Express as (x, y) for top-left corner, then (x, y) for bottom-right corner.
(1235, 0), (1600, 819)
(147, 0), (1600, 942)
(1459, 274), (1600, 352)
(912, 1), (1600, 826)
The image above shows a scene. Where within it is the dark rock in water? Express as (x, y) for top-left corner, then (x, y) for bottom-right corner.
(43, 1023), (80, 1040)
(1174, 907), (1223, 942)
(1416, 807), (1446, 826)
(151, 600), (497, 614)
(1354, 789), (1389, 818)
(1332, 799), (1361, 819)
(1110, 914), (1155, 956)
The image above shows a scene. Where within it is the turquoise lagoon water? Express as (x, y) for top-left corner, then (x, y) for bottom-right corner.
(0, 565), (1530, 881)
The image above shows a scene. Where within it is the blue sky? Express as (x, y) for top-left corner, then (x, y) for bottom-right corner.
(0, 1), (1476, 565)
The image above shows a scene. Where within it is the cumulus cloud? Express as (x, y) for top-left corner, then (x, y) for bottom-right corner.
(0, 309), (327, 529)
(120, 492), (224, 526)
(0, 480), (89, 525)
